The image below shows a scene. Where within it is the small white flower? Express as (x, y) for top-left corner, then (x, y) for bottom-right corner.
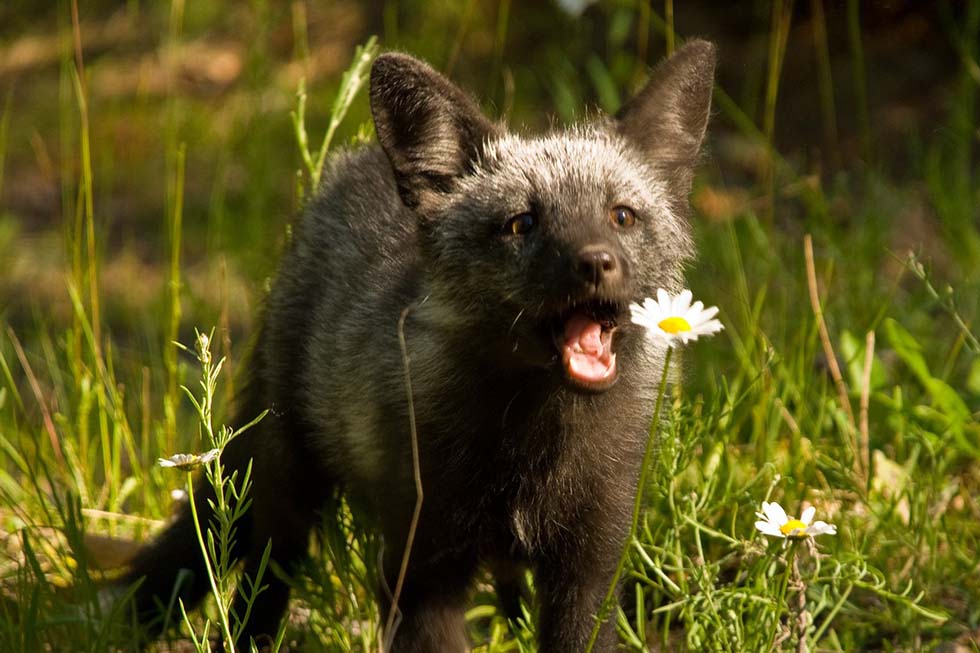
(630, 289), (724, 345)
(754, 501), (837, 539)
(158, 448), (220, 471)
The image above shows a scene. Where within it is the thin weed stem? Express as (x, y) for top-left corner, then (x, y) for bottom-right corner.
(384, 306), (425, 650)
(903, 251), (980, 355)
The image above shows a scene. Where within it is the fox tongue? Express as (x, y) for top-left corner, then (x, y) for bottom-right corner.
(562, 314), (617, 384)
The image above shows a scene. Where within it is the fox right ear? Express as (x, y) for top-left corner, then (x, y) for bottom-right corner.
(370, 53), (497, 211)
(616, 40), (716, 195)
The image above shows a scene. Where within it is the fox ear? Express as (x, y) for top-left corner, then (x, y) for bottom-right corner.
(370, 53), (498, 211)
(616, 40), (716, 193)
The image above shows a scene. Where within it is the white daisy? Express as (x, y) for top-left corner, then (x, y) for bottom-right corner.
(754, 501), (837, 539)
(158, 448), (220, 471)
(630, 289), (724, 345)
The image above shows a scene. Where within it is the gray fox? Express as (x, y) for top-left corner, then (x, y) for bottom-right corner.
(123, 40), (716, 652)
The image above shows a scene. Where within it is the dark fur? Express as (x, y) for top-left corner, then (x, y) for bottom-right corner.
(124, 42), (715, 652)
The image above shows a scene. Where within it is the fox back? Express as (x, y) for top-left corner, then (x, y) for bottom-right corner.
(124, 42), (716, 652)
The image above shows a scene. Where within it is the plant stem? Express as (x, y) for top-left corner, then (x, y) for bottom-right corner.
(186, 470), (235, 651)
(792, 550), (809, 653)
(769, 539), (799, 651)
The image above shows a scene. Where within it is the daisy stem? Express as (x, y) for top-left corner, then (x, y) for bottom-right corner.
(769, 539), (800, 651)
(791, 550), (809, 653)
(186, 468), (236, 651)
(586, 346), (673, 652)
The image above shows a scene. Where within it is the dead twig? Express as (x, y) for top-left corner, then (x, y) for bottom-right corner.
(7, 327), (65, 466)
(859, 330), (875, 482)
(804, 235), (856, 432)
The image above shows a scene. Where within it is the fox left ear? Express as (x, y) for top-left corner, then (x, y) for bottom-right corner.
(370, 53), (499, 211)
(616, 40), (716, 194)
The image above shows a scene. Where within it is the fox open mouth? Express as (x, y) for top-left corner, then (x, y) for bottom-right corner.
(554, 300), (621, 392)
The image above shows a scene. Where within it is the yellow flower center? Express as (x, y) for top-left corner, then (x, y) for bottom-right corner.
(780, 519), (808, 537)
(658, 316), (692, 334)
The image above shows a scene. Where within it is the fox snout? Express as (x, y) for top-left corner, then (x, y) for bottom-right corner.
(576, 245), (622, 290)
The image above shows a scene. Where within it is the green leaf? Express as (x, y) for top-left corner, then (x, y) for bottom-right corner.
(883, 318), (979, 456)
(967, 357), (980, 396)
(839, 329), (887, 391)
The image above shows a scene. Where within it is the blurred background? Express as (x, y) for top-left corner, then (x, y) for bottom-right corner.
(0, 0), (975, 347)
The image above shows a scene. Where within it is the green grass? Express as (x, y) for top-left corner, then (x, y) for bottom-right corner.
(1, 1), (979, 651)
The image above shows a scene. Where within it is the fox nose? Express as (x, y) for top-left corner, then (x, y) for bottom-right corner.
(576, 246), (621, 289)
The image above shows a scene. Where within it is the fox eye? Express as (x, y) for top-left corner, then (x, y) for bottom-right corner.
(505, 212), (536, 235)
(610, 206), (637, 228)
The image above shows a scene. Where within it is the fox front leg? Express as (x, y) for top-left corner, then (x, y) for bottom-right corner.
(536, 556), (622, 652)
(379, 548), (478, 653)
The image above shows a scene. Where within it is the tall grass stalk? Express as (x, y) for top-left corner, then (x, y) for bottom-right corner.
(68, 19), (114, 503)
(164, 144), (186, 456)
(161, 0), (186, 454)
(68, 0), (101, 362)
(809, 0), (840, 170)
(56, 2), (84, 377)
(632, 1), (650, 85)
(846, 0), (872, 165)
(763, 0), (792, 224)
(0, 90), (11, 202)
(490, 0), (511, 100)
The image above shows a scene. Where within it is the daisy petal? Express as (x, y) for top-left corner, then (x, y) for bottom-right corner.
(754, 521), (785, 537)
(697, 305), (720, 322)
(763, 501), (787, 526)
(673, 289), (693, 315)
(807, 521), (837, 536)
(800, 506), (816, 526)
(699, 319), (724, 335)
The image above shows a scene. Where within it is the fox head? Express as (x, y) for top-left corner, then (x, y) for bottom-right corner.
(370, 43), (715, 392)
